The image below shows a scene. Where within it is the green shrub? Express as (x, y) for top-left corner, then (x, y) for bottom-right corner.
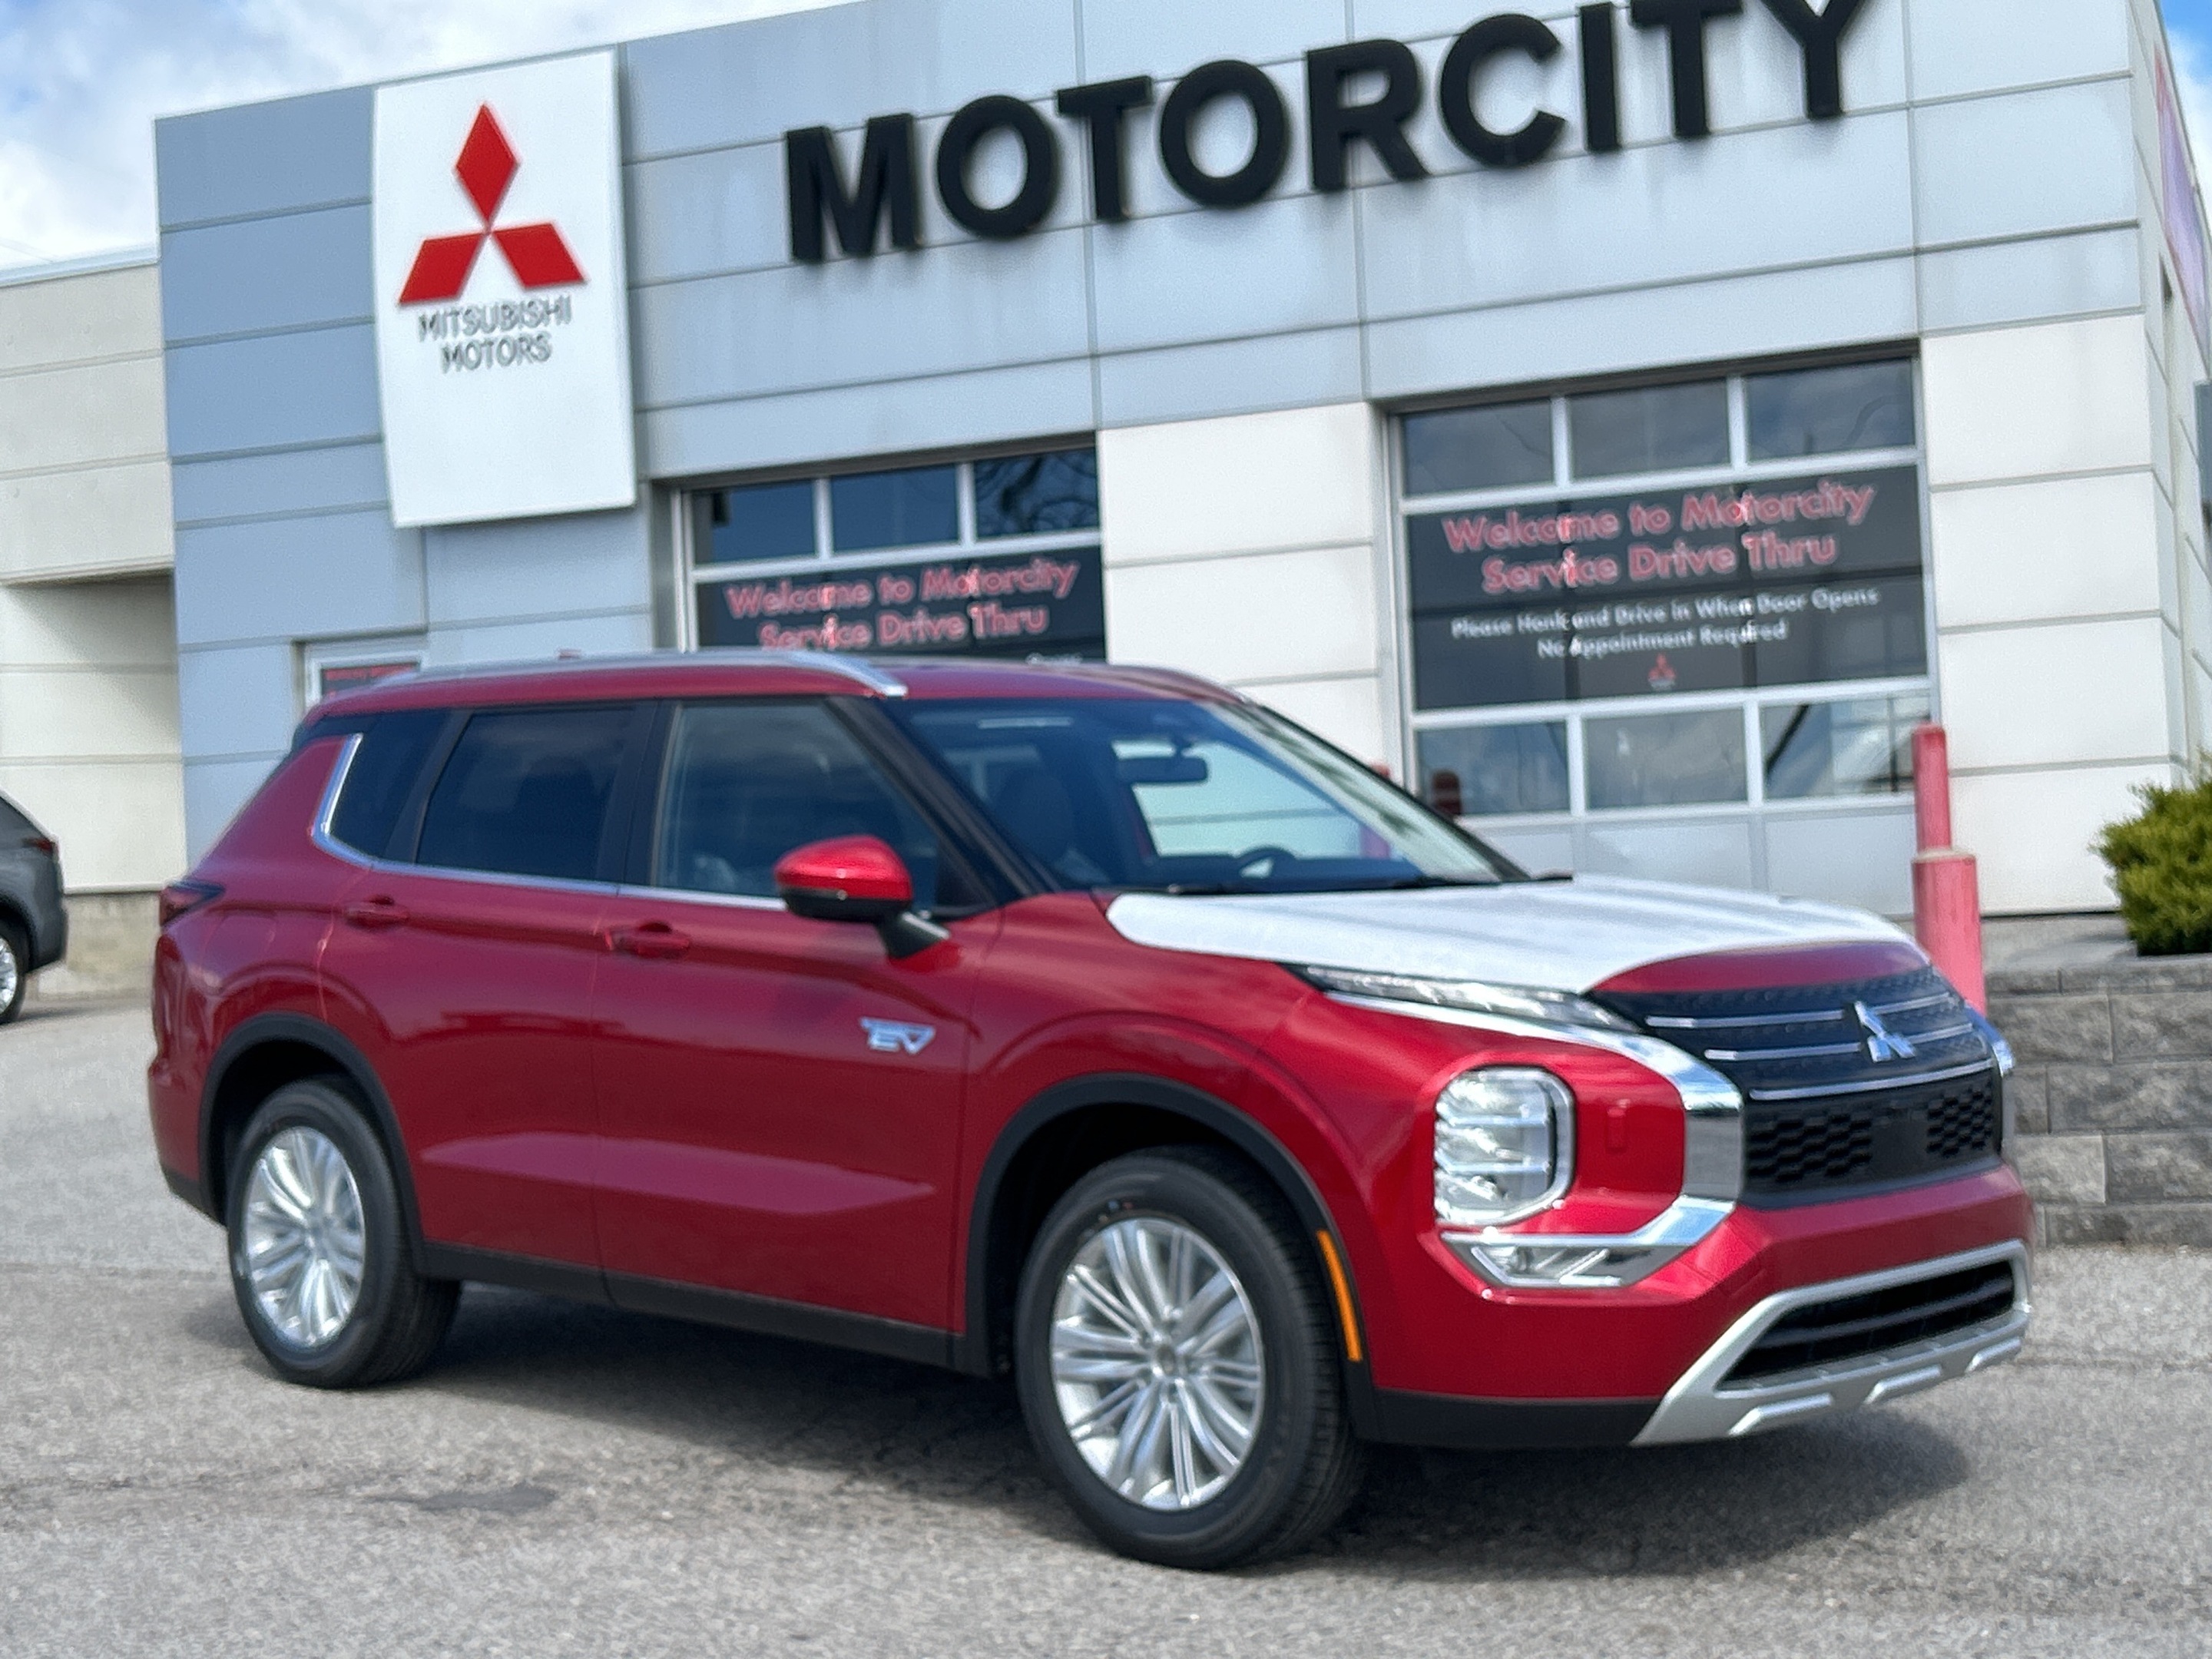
(2100, 779), (2212, 956)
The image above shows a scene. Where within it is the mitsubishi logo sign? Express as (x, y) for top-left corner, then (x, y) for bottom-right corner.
(398, 107), (584, 305)
(371, 52), (635, 529)
(1853, 1002), (1919, 1065)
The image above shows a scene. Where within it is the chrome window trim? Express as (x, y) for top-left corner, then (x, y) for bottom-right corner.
(309, 730), (624, 901)
(1325, 992), (1743, 1289)
(1632, 1240), (2030, 1445)
(611, 882), (786, 913)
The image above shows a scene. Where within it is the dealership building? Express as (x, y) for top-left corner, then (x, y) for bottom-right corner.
(23, 0), (2181, 939)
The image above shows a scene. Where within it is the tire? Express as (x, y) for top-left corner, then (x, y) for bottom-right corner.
(225, 1078), (457, 1389)
(0, 918), (25, 1026)
(1014, 1147), (1366, 1569)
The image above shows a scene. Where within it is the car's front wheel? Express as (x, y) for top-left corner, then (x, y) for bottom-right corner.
(1014, 1148), (1366, 1568)
(225, 1078), (457, 1388)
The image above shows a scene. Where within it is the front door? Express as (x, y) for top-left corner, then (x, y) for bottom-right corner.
(589, 699), (992, 1333)
(320, 701), (645, 1270)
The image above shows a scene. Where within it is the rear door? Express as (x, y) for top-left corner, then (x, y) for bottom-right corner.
(588, 698), (996, 1334)
(320, 700), (650, 1270)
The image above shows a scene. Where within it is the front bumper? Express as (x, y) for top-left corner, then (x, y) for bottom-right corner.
(1632, 1240), (2030, 1445)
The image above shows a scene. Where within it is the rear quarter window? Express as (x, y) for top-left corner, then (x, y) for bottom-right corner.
(328, 710), (449, 859)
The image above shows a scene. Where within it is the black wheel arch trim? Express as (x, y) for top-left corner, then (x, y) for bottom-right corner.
(197, 1012), (426, 1257)
(958, 1071), (1382, 1437)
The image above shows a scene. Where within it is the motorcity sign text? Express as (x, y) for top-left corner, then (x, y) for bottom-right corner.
(697, 549), (1107, 658)
(783, 0), (1874, 260)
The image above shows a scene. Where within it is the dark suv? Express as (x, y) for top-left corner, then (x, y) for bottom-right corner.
(0, 789), (66, 1025)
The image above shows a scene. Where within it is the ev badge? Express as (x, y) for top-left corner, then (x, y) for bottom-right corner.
(1853, 1002), (1918, 1065)
(861, 1018), (936, 1056)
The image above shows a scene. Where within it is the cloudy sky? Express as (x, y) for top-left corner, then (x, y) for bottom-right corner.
(0, 0), (839, 267)
(0, 0), (2207, 270)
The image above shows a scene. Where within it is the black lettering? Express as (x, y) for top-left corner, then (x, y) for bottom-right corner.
(1629, 0), (1743, 139)
(1439, 15), (1567, 169)
(1757, 0), (1872, 120)
(1306, 40), (1429, 191)
(1580, 5), (1623, 152)
(1158, 60), (1290, 208)
(1054, 77), (1154, 222)
(784, 114), (922, 262)
(935, 95), (1060, 239)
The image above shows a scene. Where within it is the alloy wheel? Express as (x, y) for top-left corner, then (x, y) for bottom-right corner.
(1049, 1216), (1266, 1512)
(240, 1127), (367, 1349)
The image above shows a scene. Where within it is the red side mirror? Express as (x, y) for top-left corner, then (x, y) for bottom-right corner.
(774, 836), (915, 919)
(774, 836), (947, 959)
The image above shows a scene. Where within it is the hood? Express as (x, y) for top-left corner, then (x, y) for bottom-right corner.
(1103, 875), (1912, 995)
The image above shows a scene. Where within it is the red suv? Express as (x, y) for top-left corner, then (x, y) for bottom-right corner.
(149, 654), (2032, 1567)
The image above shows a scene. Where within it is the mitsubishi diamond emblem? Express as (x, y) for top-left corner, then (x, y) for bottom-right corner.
(861, 1018), (936, 1056)
(1853, 1002), (1918, 1064)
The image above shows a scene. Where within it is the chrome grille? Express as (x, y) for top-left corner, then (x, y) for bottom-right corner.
(1597, 968), (2004, 1204)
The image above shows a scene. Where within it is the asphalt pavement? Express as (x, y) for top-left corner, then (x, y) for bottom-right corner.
(2, 1001), (2207, 1657)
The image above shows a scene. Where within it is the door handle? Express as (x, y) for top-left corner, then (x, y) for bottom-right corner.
(343, 898), (410, 931)
(607, 922), (691, 961)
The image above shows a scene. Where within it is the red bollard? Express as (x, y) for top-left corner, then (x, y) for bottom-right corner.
(1911, 724), (1987, 1011)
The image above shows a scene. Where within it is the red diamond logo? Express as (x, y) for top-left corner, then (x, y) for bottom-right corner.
(399, 104), (584, 306)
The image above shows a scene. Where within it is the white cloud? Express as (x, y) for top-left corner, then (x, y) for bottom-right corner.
(0, 0), (843, 269)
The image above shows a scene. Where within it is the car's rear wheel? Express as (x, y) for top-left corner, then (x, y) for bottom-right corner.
(1014, 1148), (1366, 1569)
(225, 1078), (456, 1388)
(0, 919), (27, 1026)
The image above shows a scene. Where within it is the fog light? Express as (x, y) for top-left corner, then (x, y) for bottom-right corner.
(1433, 1068), (1572, 1227)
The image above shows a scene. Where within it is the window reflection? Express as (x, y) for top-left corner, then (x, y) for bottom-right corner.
(1417, 724), (1570, 817)
(1403, 401), (1555, 496)
(1747, 361), (1916, 460)
(1762, 696), (1927, 799)
(1584, 709), (1747, 810)
(1568, 382), (1729, 479)
(830, 465), (960, 553)
(976, 449), (1100, 537)
(696, 480), (816, 566)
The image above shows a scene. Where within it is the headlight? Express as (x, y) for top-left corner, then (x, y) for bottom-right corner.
(1433, 1068), (1574, 1227)
(1302, 966), (1634, 1035)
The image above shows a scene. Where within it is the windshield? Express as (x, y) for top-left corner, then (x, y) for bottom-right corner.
(893, 697), (1518, 895)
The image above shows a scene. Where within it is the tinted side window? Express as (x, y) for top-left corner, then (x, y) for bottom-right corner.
(329, 710), (448, 859)
(416, 707), (631, 882)
(655, 702), (970, 911)
(0, 793), (29, 838)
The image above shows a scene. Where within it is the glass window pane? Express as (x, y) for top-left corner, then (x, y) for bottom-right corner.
(1403, 402), (1555, 496)
(1568, 382), (1729, 480)
(830, 466), (959, 553)
(1417, 724), (1570, 818)
(1762, 695), (1929, 800)
(896, 697), (1508, 893)
(975, 449), (1100, 537)
(1747, 361), (1916, 460)
(695, 481), (816, 566)
(655, 701), (962, 909)
(331, 709), (446, 860)
(417, 707), (631, 881)
(1584, 709), (1747, 810)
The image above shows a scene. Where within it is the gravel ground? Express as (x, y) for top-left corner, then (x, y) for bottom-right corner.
(2, 1001), (2207, 1658)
